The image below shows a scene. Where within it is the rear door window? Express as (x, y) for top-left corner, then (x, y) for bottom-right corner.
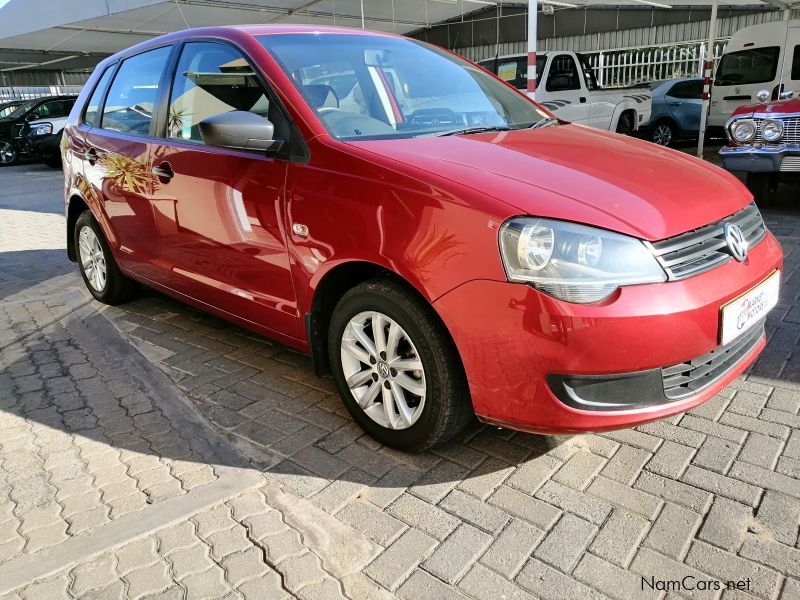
(666, 80), (703, 99)
(101, 46), (172, 135)
(714, 47), (780, 86)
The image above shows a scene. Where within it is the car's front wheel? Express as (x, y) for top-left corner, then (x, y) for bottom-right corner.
(0, 141), (17, 166)
(328, 278), (471, 452)
(75, 211), (138, 304)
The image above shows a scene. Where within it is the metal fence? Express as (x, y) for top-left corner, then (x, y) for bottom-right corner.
(586, 41), (728, 88)
(0, 85), (84, 101)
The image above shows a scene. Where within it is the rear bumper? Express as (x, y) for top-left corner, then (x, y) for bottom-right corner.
(720, 144), (800, 173)
(432, 231), (782, 434)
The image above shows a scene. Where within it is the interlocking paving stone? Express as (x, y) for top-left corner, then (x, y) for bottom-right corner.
(3, 164), (800, 599)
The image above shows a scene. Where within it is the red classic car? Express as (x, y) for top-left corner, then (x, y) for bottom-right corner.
(720, 95), (800, 203)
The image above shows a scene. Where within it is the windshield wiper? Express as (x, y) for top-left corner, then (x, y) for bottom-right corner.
(432, 125), (511, 137)
(528, 116), (559, 130)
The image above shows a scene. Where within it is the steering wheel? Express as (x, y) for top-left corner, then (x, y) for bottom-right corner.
(318, 106), (344, 114)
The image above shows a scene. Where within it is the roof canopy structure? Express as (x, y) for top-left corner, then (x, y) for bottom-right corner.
(0, 0), (796, 73)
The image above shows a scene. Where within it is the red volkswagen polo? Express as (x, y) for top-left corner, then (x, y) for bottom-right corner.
(63, 26), (782, 451)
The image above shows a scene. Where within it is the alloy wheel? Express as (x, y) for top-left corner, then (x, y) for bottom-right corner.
(340, 310), (427, 430)
(78, 226), (107, 292)
(0, 141), (16, 164)
(652, 123), (673, 146)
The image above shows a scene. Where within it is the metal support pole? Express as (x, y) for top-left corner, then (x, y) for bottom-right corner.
(697, 0), (718, 158)
(360, 0), (365, 29)
(527, 0), (538, 99)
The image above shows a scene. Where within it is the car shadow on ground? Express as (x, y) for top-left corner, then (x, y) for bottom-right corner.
(0, 249), (75, 300)
(1, 269), (575, 499)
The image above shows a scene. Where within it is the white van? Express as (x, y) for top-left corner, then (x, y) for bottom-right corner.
(709, 19), (800, 128)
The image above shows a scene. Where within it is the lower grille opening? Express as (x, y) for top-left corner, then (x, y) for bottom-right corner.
(662, 321), (765, 400)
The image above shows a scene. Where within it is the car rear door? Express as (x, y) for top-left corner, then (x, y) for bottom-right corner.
(146, 39), (298, 337)
(81, 45), (175, 281)
(665, 80), (703, 134)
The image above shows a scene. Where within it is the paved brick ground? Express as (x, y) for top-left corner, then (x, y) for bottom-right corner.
(1, 160), (799, 599)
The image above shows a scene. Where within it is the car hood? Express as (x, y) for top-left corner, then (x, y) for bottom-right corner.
(348, 124), (752, 241)
(732, 97), (800, 118)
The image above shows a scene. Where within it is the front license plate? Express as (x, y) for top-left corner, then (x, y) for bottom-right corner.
(720, 271), (780, 345)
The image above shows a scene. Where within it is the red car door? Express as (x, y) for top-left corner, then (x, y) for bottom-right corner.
(145, 40), (298, 338)
(81, 45), (175, 282)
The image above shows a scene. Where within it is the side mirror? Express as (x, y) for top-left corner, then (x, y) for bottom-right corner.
(756, 89), (770, 103)
(779, 90), (795, 100)
(198, 110), (283, 153)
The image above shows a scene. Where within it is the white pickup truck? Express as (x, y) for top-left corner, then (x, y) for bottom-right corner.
(478, 51), (652, 134)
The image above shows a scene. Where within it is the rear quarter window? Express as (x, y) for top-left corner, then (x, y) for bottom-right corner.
(83, 67), (115, 126)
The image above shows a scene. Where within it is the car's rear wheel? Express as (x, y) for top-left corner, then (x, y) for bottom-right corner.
(328, 278), (471, 452)
(75, 211), (138, 305)
(746, 172), (779, 207)
(615, 112), (635, 136)
(650, 120), (675, 146)
(0, 141), (17, 166)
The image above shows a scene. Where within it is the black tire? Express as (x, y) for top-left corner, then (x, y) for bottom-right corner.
(615, 112), (635, 136)
(74, 211), (138, 305)
(328, 278), (472, 452)
(0, 140), (18, 166)
(746, 172), (779, 207)
(649, 119), (675, 146)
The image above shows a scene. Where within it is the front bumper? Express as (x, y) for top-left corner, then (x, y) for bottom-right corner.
(719, 144), (800, 174)
(433, 231), (783, 434)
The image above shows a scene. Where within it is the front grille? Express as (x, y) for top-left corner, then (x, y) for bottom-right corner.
(648, 203), (766, 281)
(781, 157), (800, 173)
(662, 321), (764, 400)
(755, 117), (800, 146)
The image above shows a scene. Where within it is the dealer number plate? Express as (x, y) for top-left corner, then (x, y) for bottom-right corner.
(720, 271), (780, 345)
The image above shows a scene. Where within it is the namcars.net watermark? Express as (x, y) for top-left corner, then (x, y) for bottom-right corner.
(642, 576), (752, 593)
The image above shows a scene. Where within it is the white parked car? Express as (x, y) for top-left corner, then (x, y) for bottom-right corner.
(709, 19), (800, 129)
(478, 51), (652, 133)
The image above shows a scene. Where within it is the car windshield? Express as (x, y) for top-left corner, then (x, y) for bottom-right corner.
(4, 99), (37, 120)
(258, 33), (549, 140)
(715, 47), (780, 86)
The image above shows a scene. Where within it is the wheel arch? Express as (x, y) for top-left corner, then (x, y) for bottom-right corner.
(305, 260), (460, 377)
(611, 104), (639, 132)
(66, 193), (90, 262)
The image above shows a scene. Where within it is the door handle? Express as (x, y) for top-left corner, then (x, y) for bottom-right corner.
(151, 161), (174, 181)
(668, 102), (681, 107)
(84, 147), (98, 165)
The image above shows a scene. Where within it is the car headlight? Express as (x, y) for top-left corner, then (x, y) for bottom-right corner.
(761, 119), (784, 142)
(729, 119), (756, 143)
(499, 218), (666, 303)
(29, 123), (53, 137)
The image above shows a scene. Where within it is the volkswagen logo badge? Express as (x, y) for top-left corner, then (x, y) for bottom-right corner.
(724, 223), (748, 262)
